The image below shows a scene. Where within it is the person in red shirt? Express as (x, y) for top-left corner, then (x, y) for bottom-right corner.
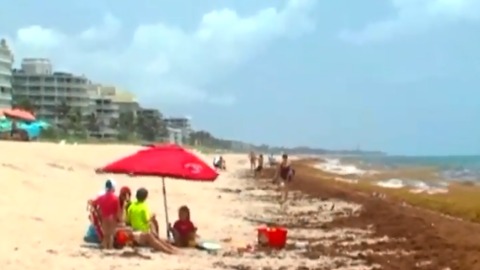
(170, 205), (197, 247)
(92, 179), (120, 249)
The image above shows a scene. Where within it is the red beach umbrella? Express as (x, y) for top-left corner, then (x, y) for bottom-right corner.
(96, 143), (219, 237)
(3, 108), (36, 121)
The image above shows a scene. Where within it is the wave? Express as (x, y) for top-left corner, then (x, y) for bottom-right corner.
(314, 158), (368, 176)
(376, 179), (448, 194)
(314, 158), (449, 194)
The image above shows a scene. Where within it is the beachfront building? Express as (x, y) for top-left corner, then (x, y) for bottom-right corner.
(0, 39), (13, 109)
(167, 127), (183, 144)
(97, 85), (140, 114)
(164, 116), (192, 143)
(12, 58), (91, 124)
(137, 108), (161, 118)
(87, 84), (120, 138)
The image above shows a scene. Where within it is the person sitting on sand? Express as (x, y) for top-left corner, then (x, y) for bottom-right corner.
(91, 179), (121, 249)
(169, 205), (198, 247)
(115, 226), (179, 254)
(254, 154), (264, 179)
(126, 188), (178, 254)
(127, 188), (159, 236)
(213, 155), (221, 169)
(96, 178), (117, 197)
(119, 186), (132, 224)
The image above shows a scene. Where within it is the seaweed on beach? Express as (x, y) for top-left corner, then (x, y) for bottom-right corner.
(241, 159), (480, 270)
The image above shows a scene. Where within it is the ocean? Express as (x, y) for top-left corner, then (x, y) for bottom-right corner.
(315, 155), (480, 193)
(346, 155), (480, 181)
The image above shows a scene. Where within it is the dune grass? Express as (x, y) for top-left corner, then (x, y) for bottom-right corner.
(294, 159), (480, 223)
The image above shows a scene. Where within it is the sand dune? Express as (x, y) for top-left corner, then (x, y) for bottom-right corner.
(0, 142), (372, 270)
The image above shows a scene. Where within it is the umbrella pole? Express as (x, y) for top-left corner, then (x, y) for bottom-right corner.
(162, 177), (170, 239)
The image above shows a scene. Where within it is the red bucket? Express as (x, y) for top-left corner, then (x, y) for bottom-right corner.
(257, 226), (288, 249)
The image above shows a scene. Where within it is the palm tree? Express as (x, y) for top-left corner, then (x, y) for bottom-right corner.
(12, 97), (36, 113)
(67, 107), (86, 137)
(54, 100), (71, 133)
(116, 111), (136, 140)
(136, 113), (161, 142)
(86, 113), (100, 133)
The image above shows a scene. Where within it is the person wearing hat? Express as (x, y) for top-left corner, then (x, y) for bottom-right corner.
(97, 179), (117, 197)
(92, 179), (121, 249)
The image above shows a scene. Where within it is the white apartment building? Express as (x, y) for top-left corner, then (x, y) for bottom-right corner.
(97, 85), (139, 114)
(88, 84), (120, 138)
(0, 39), (13, 109)
(164, 117), (192, 142)
(12, 58), (92, 124)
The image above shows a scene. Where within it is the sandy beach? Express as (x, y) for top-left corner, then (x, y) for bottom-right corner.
(0, 142), (378, 270)
(5, 142), (480, 269)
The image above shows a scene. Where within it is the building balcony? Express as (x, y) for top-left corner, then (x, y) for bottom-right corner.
(0, 55), (13, 64)
(95, 101), (119, 109)
(12, 80), (87, 89)
(13, 90), (90, 99)
(89, 127), (119, 137)
(0, 92), (12, 100)
(0, 67), (12, 76)
(96, 112), (120, 119)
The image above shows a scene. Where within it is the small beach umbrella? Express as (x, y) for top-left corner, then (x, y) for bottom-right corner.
(96, 143), (219, 237)
(3, 108), (36, 121)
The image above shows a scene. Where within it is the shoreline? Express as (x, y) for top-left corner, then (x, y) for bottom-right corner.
(309, 157), (480, 223)
(274, 159), (480, 269)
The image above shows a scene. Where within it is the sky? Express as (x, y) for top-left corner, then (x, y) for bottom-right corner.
(1, 0), (480, 155)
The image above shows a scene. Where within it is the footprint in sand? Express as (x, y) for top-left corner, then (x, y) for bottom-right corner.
(47, 163), (74, 171)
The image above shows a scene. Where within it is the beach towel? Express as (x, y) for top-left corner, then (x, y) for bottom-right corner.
(84, 224), (100, 243)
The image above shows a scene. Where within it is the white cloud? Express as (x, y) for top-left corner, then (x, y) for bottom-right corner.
(4, 0), (315, 107)
(339, 0), (480, 44)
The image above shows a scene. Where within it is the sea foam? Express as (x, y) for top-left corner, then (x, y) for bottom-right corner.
(315, 158), (367, 175)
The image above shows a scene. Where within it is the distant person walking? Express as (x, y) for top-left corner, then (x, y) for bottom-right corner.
(254, 154), (264, 179)
(249, 151), (257, 172)
(273, 154), (295, 203)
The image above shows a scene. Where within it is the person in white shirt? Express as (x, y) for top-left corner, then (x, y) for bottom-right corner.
(213, 156), (225, 170)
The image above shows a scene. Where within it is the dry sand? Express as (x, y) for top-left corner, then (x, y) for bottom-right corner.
(0, 142), (375, 270)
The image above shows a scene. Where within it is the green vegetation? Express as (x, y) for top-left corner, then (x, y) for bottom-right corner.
(9, 97), (235, 149)
(187, 130), (234, 150)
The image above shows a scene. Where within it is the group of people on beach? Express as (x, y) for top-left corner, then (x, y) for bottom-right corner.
(87, 180), (198, 254)
(87, 152), (294, 254)
(249, 151), (295, 202)
(249, 151), (294, 180)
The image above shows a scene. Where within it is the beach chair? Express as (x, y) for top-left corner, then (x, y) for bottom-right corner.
(86, 201), (135, 249)
(85, 201), (103, 243)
